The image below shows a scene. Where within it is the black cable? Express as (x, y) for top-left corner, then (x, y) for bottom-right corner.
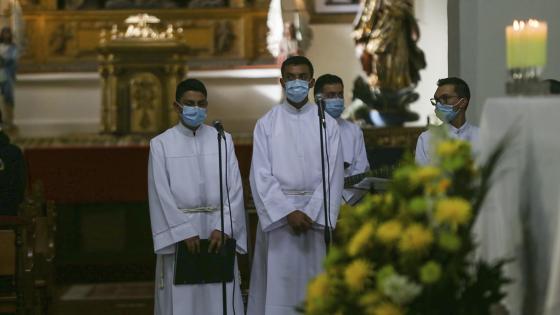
(223, 135), (236, 315)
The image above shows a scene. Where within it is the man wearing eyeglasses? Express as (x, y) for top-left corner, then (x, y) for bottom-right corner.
(147, 78), (247, 315)
(415, 77), (479, 165)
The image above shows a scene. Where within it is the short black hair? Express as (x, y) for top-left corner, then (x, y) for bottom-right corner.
(176, 78), (207, 101)
(437, 77), (470, 101)
(281, 55), (314, 78)
(314, 74), (344, 96)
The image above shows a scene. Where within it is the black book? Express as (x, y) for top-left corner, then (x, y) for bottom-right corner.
(173, 238), (236, 285)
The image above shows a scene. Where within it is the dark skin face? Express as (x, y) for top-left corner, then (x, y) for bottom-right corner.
(0, 29), (12, 44)
(173, 90), (208, 132)
(174, 89), (229, 253)
(321, 83), (345, 118)
(279, 63), (317, 234)
(280, 64), (315, 109)
(433, 84), (468, 128)
(321, 83), (344, 99)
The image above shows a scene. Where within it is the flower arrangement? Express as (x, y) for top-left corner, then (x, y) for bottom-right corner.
(304, 133), (509, 315)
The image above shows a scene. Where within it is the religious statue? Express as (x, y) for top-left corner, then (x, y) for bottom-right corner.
(351, 0), (426, 125)
(277, 22), (302, 63)
(266, 0), (311, 64)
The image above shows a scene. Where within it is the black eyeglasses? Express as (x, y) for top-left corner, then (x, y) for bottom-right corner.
(430, 94), (459, 106)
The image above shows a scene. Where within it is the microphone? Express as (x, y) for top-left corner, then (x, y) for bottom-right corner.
(315, 93), (326, 126)
(315, 93), (324, 106)
(213, 120), (225, 139)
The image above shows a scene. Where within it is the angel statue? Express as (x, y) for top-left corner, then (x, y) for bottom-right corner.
(0, 0), (23, 133)
(350, 0), (426, 126)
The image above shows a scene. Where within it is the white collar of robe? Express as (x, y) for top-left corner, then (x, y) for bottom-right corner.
(281, 101), (313, 114)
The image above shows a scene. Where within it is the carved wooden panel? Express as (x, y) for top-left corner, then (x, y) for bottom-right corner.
(20, 8), (272, 73)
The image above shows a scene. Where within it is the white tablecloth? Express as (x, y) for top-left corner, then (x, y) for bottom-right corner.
(475, 96), (560, 315)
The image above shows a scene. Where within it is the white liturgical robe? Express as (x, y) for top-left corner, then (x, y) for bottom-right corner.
(338, 118), (370, 204)
(247, 102), (344, 315)
(415, 122), (479, 165)
(148, 123), (247, 315)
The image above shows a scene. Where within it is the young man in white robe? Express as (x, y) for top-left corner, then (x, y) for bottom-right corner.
(415, 77), (480, 165)
(148, 78), (247, 315)
(247, 56), (344, 315)
(314, 74), (370, 205)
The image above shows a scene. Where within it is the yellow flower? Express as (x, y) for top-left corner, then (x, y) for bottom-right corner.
(344, 259), (373, 291)
(359, 291), (381, 308)
(306, 273), (329, 313)
(376, 220), (403, 244)
(414, 166), (442, 183)
(371, 194), (384, 206)
(436, 178), (451, 193)
(398, 224), (434, 252)
(355, 202), (372, 217)
(372, 302), (403, 315)
(437, 140), (462, 157)
(348, 221), (375, 256)
(385, 193), (393, 204)
(435, 198), (472, 228)
(408, 197), (428, 216)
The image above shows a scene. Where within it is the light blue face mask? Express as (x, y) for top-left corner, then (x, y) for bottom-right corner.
(435, 102), (459, 123)
(285, 79), (310, 103)
(324, 98), (345, 118)
(181, 105), (207, 127)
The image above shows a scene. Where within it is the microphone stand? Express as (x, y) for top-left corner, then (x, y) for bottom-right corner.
(317, 99), (331, 254)
(217, 130), (227, 315)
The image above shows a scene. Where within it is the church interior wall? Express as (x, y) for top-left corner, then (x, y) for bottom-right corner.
(13, 0), (447, 138)
(453, 0), (560, 125)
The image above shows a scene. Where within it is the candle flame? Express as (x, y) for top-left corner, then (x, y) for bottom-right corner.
(513, 20), (520, 31)
(528, 19), (540, 28)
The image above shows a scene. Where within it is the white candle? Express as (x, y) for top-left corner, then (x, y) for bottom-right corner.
(505, 19), (547, 69)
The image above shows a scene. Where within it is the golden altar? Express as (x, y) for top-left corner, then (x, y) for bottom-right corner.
(97, 15), (189, 134)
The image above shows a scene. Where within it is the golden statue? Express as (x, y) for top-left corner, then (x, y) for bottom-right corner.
(351, 0), (426, 125)
(353, 0), (426, 90)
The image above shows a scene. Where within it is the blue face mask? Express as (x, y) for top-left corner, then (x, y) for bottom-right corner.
(324, 98), (345, 118)
(285, 79), (310, 103)
(181, 106), (207, 127)
(434, 102), (459, 123)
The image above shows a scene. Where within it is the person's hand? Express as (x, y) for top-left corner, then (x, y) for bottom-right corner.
(208, 229), (229, 253)
(287, 210), (313, 235)
(184, 235), (200, 254)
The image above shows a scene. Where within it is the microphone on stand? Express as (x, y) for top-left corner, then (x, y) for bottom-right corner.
(314, 93), (331, 253)
(213, 120), (226, 139)
(213, 118), (228, 315)
(315, 93), (326, 127)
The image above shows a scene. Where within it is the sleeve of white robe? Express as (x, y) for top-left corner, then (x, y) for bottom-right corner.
(415, 132), (430, 166)
(343, 126), (370, 204)
(303, 120), (344, 228)
(353, 127), (370, 173)
(148, 139), (200, 254)
(250, 119), (296, 232)
(209, 133), (248, 254)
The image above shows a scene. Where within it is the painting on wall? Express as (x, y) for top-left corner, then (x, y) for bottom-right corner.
(314, 0), (360, 14)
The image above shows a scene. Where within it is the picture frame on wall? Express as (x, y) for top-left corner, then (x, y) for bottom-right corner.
(314, 0), (360, 14)
(306, 0), (360, 24)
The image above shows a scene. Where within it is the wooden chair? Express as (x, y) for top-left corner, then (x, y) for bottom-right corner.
(0, 182), (57, 315)
(0, 215), (28, 315)
(18, 182), (57, 315)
